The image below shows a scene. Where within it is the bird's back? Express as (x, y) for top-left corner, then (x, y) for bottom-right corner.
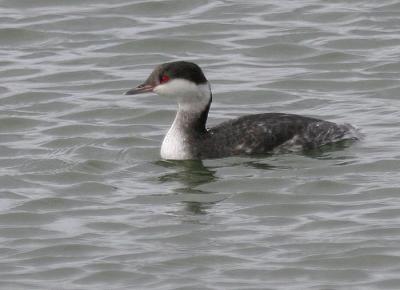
(197, 113), (355, 158)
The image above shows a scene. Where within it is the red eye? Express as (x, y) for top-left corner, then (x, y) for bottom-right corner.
(160, 75), (170, 83)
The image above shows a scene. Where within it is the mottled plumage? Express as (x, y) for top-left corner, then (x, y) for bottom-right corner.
(167, 112), (354, 159)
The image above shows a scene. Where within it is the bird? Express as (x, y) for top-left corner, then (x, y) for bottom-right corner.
(125, 61), (358, 160)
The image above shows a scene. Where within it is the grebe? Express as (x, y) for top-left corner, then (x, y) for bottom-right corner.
(125, 61), (357, 160)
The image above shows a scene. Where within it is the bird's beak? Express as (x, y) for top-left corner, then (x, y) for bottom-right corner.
(124, 84), (155, 95)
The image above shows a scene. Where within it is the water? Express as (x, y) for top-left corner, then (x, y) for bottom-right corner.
(1, 0), (400, 289)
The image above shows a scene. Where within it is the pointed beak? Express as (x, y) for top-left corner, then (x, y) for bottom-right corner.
(124, 84), (155, 95)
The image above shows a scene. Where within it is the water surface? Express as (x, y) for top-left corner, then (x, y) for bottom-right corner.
(1, 0), (400, 289)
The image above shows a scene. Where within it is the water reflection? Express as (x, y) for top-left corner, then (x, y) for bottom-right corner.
(303, 139), (359, 160)
(243, 160), (277, 170)
(155, 160), (220, 215)
(156, 160), (217, 188)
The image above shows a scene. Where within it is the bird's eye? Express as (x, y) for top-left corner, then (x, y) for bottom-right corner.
(160, 75), (170, 83)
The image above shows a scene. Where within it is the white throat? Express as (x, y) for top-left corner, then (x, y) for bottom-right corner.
(157, 79), (211, 159)
(160, 116), (190, 160)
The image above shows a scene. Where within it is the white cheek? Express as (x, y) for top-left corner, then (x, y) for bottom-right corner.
(154, 79), (197, 98)
(153, 83), (172, 97)
(153, 79), (211, 111)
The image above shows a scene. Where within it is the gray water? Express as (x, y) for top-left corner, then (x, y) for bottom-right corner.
(1, 0), (400, 289)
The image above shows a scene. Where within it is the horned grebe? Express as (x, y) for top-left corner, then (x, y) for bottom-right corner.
(125, 61), (357, 160)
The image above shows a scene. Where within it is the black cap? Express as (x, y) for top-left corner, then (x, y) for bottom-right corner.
(125, 61), (208, 95)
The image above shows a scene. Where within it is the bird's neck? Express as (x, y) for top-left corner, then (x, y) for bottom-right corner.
(160, 91), (212, 160)
(160, 107), (210, 160)
(160, 81), (213, 159)
(173, 104), (210, 134)
(173, 83), (212, 134)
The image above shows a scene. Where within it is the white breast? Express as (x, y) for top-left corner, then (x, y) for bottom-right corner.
(160, 124), (191, 160)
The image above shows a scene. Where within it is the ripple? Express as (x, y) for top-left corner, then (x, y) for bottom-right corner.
(28, 70), (112, 84)
(41, 137), (99, 148)
(31, 16), (137, 32)
(0, 117), (52, 133)
(43, 124), (104, 136)
(15, 244), (113, 259)
(11, 267), (82, 281)
(98, 38), (221, 54)
(301, 255), (400, 270)
(59, 107), (137, 122)
(0, 227), (58, 238)
(15, 197), (98, 211)
(19, 158), (68, 173)
(72, 160), (120, 174)
(0, 28), (47, 47)
(303, 51), (361, 63)
(0, 68), (41, 79)
(85, 221), (131, 232)
(0, 92), (69, 106)
(24, 171), (102, 185)
(20, 101), (76, 113)
(294, 179), (358, 195)
(74, 270), (153, 285)
(244, 43), (318, 60)
(0, 176), (42, 189)
(60, 182), (116, 195)
(2, 0), (400, 290)
(373, 279), (400, 289)
(104, 0), (211, 17)
(0, 212), (55, 226)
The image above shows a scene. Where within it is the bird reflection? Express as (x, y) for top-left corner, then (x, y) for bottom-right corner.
(157, 160), (217, 187)
(155, 159), (220, 215)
